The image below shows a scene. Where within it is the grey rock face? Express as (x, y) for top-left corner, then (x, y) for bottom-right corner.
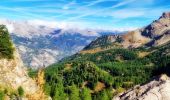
(113, 74), (170, 100)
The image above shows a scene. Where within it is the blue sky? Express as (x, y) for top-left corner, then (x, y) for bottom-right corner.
(0, 0), (170, 30)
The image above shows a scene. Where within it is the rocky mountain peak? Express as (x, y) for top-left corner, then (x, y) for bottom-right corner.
(160, 12), (170, 19)
(83, 12), (170, 50)
(142, 12), (170, 38)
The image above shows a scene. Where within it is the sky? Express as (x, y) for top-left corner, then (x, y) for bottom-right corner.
(0, 0), (170, 30)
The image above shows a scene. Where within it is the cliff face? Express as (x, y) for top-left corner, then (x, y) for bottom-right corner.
(142, 12), (170, 38)
(123, 12), (170, 47)
(0, 25), (47, 99)
(0, 50), (39, 94)
(113, 74), (170, 100)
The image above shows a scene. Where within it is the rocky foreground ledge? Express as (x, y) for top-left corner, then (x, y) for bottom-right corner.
(113, 74), (170, 100)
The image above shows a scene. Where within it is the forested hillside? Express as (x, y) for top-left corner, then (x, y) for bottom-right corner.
(43, 41), (170, 100)
(36, 12), (170, 100)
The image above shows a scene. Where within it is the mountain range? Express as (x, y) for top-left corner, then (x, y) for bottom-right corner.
(0, 19), (119, 69)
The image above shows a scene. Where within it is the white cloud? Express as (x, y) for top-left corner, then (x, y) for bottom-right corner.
(62, 0), (76, 10)
(83, 0), (117, 7)
(0, 18), (101, 38)
(112, 9), (145, 19)
(49, 0), (118, 19)
(65, 0), (137, 21)
(27, 19), (58, 28)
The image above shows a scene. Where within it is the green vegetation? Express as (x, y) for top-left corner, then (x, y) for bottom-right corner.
(81, 87), (92, 100)
(69, 84), (80, 100)
(18, 86), (24, 97)
(64, 48), (138, 64)
(0, 90), (4, 100)
(0, 25), (14, 59)
(84, 35), (123, 50)
(52, 79), (67, 100)
(28, 68), (37, 78)
(99, 90), (109, 100)
(147, 43), (170, 76)
(63, 62), (113, 87)
(0, 85), (25, 99)
(93, 89), (112, 100)
(43, 41), (170, 99)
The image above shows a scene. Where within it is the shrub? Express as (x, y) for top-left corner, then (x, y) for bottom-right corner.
(0, 90), (4, 100)
(18, 86), (24, 97)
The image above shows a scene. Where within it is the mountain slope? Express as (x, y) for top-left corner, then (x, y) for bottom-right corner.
(82, 12), (170, 52)
(11, 33), (96, 68)
(0, 25), (47, 99)
(43, 12), (170, 99)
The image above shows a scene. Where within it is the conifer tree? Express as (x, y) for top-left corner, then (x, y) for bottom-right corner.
(69, 84), (80, 100)
(81, 87), (92, 100)
(53, 79), (67, 100)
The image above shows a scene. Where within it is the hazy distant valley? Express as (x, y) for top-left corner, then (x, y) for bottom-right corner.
(0, 20), (119, 69)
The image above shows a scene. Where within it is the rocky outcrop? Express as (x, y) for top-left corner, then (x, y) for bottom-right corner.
(121, 30), (150, 48)
(113, 74), (170, 100)
(121, 12), (170, 47)
(143, 12), (170, 37)
(0, 25), (47, 99)
(160, 12), (170, 19)
(153, 30), (170, 46)
(141, 12), (170, 46)
(0, 50), (39, 94)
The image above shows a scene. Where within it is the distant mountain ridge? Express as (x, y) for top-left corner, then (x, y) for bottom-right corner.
(0, 19), (119, 69)
(83, 12), (170, 51)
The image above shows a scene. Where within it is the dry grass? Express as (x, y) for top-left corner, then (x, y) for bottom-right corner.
(64, 63), (72, 70)
(81, 81), (88, 88)
(79, 48), (105, 54)
(94, 82), (105, 92)
(138, 51), (150, 58)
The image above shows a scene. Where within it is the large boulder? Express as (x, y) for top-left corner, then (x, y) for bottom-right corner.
(113, 74), (170, 100)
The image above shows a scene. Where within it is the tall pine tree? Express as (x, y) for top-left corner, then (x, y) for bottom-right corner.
(81, 87), (92, 100)
(53, 79), (67, 100)
(69, 84), (80, 100)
